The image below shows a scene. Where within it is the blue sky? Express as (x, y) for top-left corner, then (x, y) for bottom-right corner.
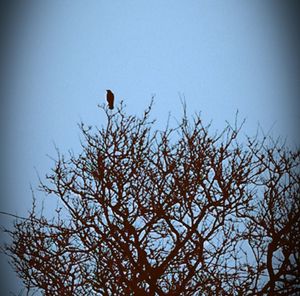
(1, 1), (299, 293)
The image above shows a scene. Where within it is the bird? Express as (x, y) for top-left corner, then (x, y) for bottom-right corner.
(106, 89), (114, 110)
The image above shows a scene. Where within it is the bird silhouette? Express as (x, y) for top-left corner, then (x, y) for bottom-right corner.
(106, 89), (114, 110)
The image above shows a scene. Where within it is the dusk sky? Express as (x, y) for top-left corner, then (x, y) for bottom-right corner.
(1, 1), (299, 293)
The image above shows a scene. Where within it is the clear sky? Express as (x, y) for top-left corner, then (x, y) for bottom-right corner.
(1, 1), (299, 293)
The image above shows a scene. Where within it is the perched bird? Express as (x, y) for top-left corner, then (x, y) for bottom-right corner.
(106, 89), (114, 110)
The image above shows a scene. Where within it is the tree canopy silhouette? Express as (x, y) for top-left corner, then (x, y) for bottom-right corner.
(2, 101), (300, 295)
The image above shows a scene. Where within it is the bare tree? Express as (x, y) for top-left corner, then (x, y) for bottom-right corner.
(1, 101), (299, 295)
